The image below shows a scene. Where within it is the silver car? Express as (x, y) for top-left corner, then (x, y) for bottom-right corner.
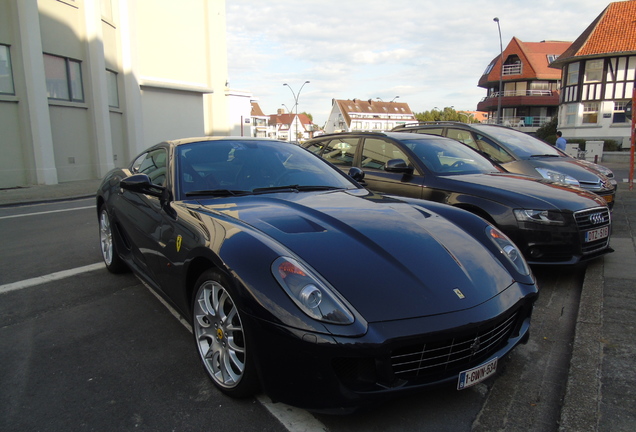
(392, 122), (617, 208)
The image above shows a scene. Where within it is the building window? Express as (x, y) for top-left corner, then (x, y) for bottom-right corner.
(565, 104), (578, 125)
(44, 54), (84, 102)
(584, 59), (604, 83)
(106, 70), (119, 107)
(613, 100), (628, 123)
(566, 62), (580, 85)
(0, 44), (15, 95)
(582, 102), (599, 124)
(547, 54), (559, 63)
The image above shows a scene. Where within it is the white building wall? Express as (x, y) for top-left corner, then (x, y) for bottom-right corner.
(225, 89), (254, 137)
(0, 0), (229, 188)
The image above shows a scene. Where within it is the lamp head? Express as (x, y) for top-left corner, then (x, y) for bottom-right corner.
(493, 17), (499, 23)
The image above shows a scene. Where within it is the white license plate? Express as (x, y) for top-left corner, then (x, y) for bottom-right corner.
(457, 358), (498, 390)
(585, 226), (609, 242)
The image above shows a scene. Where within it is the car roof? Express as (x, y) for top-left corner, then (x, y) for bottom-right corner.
(165, 136), (290, 147)
(391, 121), (514, 133)
(307, 131), (452, 142)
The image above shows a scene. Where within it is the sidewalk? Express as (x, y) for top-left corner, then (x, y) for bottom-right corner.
(0, 179), (101, 207)
(559, 162), (636, 432)
(2, 166), (635, 431)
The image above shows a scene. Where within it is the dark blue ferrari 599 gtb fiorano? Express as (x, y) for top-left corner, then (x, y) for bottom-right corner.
(96, 137), (538, 412)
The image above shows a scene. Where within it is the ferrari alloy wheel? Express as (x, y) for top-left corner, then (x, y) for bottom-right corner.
(99, 208), (127, 273)
(192, 270), (258, 397)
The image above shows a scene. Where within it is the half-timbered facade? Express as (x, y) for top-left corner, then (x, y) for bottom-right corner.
(550, 0), (636, 148)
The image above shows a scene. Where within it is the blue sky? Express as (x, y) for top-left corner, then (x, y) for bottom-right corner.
(226, 0), (609, 126)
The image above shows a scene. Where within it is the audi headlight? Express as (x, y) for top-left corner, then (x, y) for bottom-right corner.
(486, 226), (530, 276)
(536, 168), (580, 187)
(272, 257), (354, 324)
(514, 209), (566, 226)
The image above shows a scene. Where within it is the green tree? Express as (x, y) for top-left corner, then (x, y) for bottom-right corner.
(535, 116), (558, 143)
(414, 107), (477, 123)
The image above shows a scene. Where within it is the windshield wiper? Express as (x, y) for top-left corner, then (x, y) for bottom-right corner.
(252, 185), (344, 194)
(530, 154), (560, 158)
(185, 189), (251, 197)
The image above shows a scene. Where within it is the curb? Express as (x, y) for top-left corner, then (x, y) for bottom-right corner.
(559, 257), (604, 431)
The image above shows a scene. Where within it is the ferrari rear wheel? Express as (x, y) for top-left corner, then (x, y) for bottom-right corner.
(192, 270), (258, 397)
(99, 208), (128, 273)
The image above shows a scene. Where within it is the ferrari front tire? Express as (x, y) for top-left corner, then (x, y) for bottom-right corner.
(99, 208), (128, 274)
(192, 270), (259, 398)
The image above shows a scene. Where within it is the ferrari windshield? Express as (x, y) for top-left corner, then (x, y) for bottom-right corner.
(402, 137), (500, 176)
(177, 139), (359, 198)
(472, 125), (562, 158)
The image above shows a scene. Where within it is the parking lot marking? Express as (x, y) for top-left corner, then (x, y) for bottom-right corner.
(0, 262), (104, 294)
(140, 280), (329, 432)
(1, 262), (329, 431)
(0, 205), (93, 220)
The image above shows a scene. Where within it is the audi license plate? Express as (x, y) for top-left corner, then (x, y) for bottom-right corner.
(585, 226), (609, 242)
(457, 358), (498, 390)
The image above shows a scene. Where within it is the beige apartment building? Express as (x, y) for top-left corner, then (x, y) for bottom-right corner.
(0, 0), (230, 188)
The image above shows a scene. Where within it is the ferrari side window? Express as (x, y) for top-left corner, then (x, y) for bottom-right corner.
(133, 149), (167, 186)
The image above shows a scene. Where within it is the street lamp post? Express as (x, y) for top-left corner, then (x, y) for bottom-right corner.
(493, 17), (503, 125)
(283, 81), (310, 143)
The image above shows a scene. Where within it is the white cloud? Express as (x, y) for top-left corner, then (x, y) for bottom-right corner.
(226, 0), (607, 126)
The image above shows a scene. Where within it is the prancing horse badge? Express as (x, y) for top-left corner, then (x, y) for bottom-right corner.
(176, 235), (183, 252)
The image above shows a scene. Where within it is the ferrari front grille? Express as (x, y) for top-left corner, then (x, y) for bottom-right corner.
(390, 312), (518, 379)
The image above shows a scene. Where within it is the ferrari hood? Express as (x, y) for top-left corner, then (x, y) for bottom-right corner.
(198, 190), (518, 323)
(446, 173), (607, 211)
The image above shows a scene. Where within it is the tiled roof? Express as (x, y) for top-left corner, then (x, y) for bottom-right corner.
(269, 113), (312, 127)
(479, 38), (570, 87)
(334, 98), (414, 125)
(552, 0), (636, 66)
(250, 102), (265, 117)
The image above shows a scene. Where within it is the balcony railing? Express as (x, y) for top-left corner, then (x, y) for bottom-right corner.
(483, 116), (552, 128)
(502, 64), (522, 75)
(481, 89), (554, 101)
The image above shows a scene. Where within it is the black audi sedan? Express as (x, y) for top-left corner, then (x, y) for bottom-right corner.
(391, 122), (617, 207)
(303, 132), (612, 265)
(97, 137), (538, 412)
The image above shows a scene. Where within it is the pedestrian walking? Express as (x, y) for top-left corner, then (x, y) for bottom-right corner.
(555, 131), (567, 151)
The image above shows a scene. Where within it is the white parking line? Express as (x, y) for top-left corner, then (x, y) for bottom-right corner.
(0, 205), (94, 220)
(0, 262), (105, 294)
(142, 281), (328, 432)
(2, 261), (329, 432)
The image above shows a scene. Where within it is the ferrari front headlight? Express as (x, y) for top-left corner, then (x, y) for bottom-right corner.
(486, 226), (530, 276)
(272, 257), (354, 325)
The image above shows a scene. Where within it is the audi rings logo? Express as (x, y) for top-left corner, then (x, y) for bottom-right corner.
(589, 212), (606, 225)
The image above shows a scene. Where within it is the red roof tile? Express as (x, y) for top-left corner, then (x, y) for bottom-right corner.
(553, 0), (636, 65)
(479, 38), (571, 87)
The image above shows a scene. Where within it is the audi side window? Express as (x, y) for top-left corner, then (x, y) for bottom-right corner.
(304, 140), (326, 155)
(361, 139), (410, 170)
(322, 138), (358, 167)
(475, 135), (515, 164)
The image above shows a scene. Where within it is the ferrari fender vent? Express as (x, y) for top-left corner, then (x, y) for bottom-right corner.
(390, 312), (518, 380)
